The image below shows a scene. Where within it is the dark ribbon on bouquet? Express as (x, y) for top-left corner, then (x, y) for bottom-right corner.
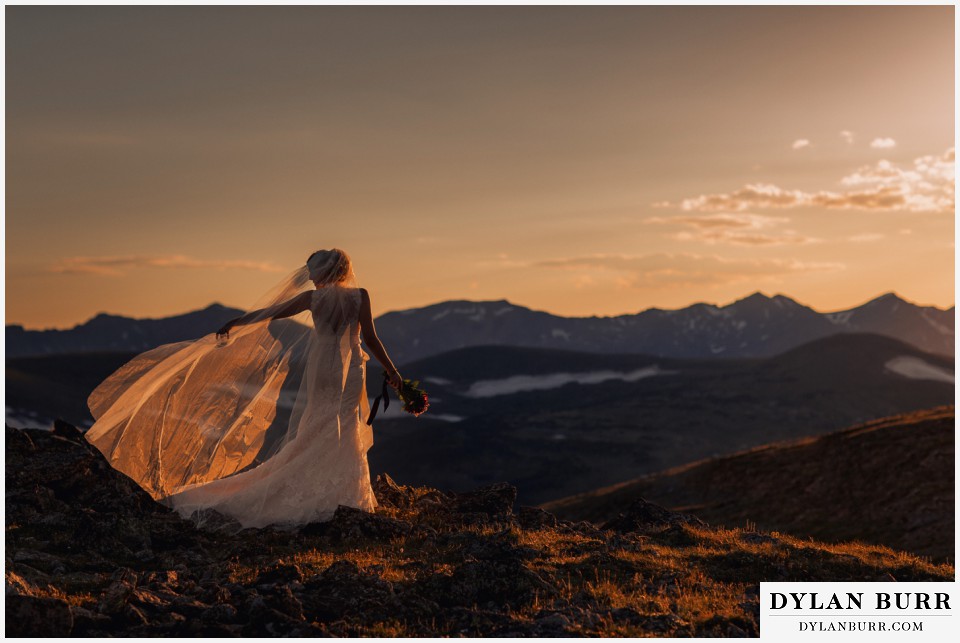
(366, 373), (391, 426)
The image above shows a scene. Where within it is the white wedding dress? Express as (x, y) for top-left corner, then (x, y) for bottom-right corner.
(84, 282), (378, 529)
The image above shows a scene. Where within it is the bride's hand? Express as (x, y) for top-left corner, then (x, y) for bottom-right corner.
(387, 369), (402, 389)
(216, 318), (238, 339)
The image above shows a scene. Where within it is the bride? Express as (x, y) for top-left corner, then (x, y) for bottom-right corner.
(84, 249), (402, 529)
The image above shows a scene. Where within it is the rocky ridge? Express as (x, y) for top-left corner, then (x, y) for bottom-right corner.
(5, 421), (953, 637)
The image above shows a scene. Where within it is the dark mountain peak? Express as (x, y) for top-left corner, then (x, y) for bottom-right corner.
(875, 291), (904, 301)
(390, 299), (530, 320)
(684, 302), (722, 312)
(85, 312), (132, 329)
(201, 302), (234, 312)
(421, 298), (519, 310)
(723, 292), (777, 314)
(740, 291), (772, 302)
(720, 293), (811, 320)
(90, 312), (125, 321)
(862, 292), (909, 308)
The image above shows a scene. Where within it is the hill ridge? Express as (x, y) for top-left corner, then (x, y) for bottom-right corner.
(541, 407), (955, 562)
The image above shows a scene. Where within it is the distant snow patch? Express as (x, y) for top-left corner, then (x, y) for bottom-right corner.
(825, 311), (853, 325)
(921, 310), (954, 337)
(425, 376), (451, 385)
(368, 400), (461, 422)
(429, 414), (465, 423)
(884, 356), (954, 384)
(551, 328), (571, 341)
(5, 407), (54, 430)
(465, 366), (673, 398)
(494, 307), (513, 316)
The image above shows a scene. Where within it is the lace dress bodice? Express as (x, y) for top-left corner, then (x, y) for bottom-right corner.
(310, 286), (368, 365)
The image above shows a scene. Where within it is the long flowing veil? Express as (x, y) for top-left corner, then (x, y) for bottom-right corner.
(84, 252), (364, 502)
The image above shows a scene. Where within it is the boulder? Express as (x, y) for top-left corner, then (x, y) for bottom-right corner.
(601, 498), (705, 533)
(372, 472), (414, 509)
(5, 595), (74, 637)
(452, 482), (517, 516)
(300, 505), (411, 542)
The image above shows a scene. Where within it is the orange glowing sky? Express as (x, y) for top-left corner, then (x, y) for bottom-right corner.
(5, 5), (955, 329)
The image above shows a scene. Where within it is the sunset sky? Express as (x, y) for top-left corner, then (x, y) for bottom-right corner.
(5, 5), (955, 329)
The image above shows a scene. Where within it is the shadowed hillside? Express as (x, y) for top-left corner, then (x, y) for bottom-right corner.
(5, 421), (953, 637)
(5, 352), (137, 427)
(369, 333), (952, 504)
(542, 408), (955, 563)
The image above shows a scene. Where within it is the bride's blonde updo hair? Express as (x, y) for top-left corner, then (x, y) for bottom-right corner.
(306, 248), (353, 286)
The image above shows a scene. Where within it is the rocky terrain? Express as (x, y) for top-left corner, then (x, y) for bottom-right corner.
(544, 407), (956, 563)
(5, 421), (954, 637)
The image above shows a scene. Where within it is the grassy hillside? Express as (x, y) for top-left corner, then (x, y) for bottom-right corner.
(5, 422), (953, 637)
(542, 407), (955, 562)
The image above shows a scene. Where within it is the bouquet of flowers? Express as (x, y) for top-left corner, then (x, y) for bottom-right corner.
(394, 374), (430, 417)
(367, 371), (429, 426)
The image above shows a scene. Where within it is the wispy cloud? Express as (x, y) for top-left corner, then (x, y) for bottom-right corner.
(847, 233), (885, 243)
(669, 183), (907, 212)
(644, 213), (816, 246)
(840, 130), (855, 144)
(647, 213), (788, 229)
(534, 253), (843, 289)
(50, 255), (285, 276)
(657, 148), (954, 214)
(792, 139), (811, 150)
(870, 137), (897, 149)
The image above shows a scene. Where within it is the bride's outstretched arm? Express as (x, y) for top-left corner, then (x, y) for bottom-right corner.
(217, 291), (313, 337)
(358, 288), (402, 389)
